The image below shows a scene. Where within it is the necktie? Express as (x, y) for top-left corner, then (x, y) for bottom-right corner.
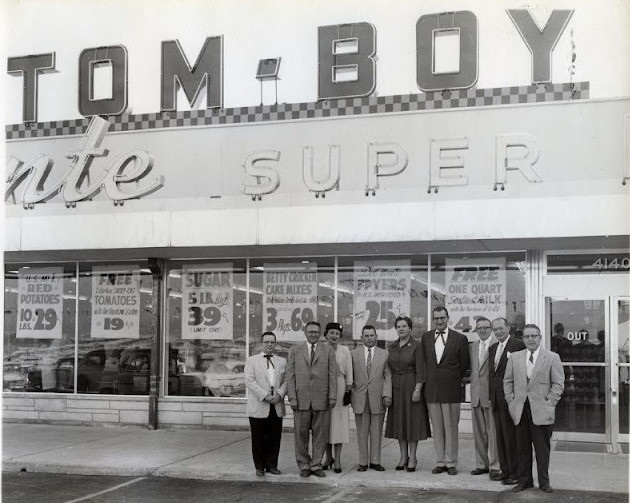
(310, 344), (316, 365)
(479, 341), (488, 364)
(264, 354), (275, 369)
(527, 351), (534, 381)
(435, 332), (445, 362)
(366, 348), (372, 377)
(494, 342), (504, 370)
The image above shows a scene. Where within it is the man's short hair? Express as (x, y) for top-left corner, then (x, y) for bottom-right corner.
(305, 321), (321, 331)
(432, 306), (449, 318)
(362, 324), (377, 335)
(492, 317), (509, 326)
(261, 331), (276, 342)
(475, 316), (491, 326)
(523, 323), (541, 334)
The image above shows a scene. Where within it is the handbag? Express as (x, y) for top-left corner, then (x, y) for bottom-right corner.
(343, 390), (352, 406)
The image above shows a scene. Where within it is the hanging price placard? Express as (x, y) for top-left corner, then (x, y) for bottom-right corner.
(353, 260), (411, 341)
(17, 267), (64, 339)
(181, 263), (233, 340)
(91, 266), (141, 339)
(445, 257), (506, 341)
(263, 262), (318, 342)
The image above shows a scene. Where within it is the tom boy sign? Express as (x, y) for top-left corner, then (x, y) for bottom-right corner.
(7, 9), (572, 123)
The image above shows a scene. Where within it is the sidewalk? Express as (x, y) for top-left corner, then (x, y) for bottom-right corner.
(2, 423), (628, 494)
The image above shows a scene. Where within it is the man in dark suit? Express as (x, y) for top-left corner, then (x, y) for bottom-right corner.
(287, 321), (337, 478)
(350, 325), (392, 471)
(488, 317), (525, 485)
(504, 324), (565, 493)
(421, 306), (470, 475)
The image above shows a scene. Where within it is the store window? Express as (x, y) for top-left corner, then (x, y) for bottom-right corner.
(166, 260), (247, 397)
(76, 262), (155, 395)
(249, 258), (335, 359)
(429, 253), (527, 340)
(3, 263), (77, 392)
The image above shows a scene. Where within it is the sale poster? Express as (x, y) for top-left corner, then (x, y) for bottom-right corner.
(353, 260), (411, 341)
(263, 262), (318, 342)
(181, 263), (233, 340)
(445, 257), (506, 341)
(16, 267), (64, 339)
(91, 266), (141, 339)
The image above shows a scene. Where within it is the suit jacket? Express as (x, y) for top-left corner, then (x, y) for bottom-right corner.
(504, 348), (565, 425)
(469, 336), (496, 408)
(287, 341), (337, 411)
(244, 353), (287, 418)
(421, 328), (470, 403)
(350, 346), (392, 415)
(488, 336), (525, 409)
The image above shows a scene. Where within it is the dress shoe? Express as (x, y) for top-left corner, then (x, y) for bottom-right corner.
(322, 457), (334, 470)
(311, 469), (326, 477)
(540, 485), (553, 493)
(406, 463), (417, 473)
(432, 466), (448, 474)
(369, 464), (385, 472)
(471, 468), (489, 475)
(489, 470), (504, 481)
(447, 467), (458, 476)
(300, 469), (311, 477)
(334, 468), (342, 473)
(266, 468), (281, 475)
(255, 469), (265, 477)
(501, 477), (519, 485)
(357, 465), (368, 472)
(395, 458), (409, 470)
(512, 484), (533, 492)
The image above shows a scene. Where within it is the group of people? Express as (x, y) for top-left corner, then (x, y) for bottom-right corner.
(244, 307), (565, 494)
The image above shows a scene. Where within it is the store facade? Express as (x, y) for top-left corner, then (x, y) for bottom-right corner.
(2, 2), (629, 452)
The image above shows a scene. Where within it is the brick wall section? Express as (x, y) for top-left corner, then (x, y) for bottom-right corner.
(2, 394), (148, 425)
(3, 393), (473, 432)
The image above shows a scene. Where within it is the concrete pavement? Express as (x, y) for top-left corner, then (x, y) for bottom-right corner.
(2, 423), (628, 494)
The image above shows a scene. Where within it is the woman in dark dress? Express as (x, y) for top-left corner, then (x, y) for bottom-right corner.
(385, 316), (430, 472)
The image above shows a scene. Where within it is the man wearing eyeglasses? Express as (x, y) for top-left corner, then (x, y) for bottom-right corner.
(244, 331), (287, 477)
(504, 324), (565, 494)
(287, 321), (337, 478)
(469, 317), (500, 480)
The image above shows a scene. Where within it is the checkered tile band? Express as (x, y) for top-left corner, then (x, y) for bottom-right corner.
(5, 82), (589, 140)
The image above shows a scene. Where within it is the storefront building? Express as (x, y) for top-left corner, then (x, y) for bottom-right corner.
(3, 1), (629, 453)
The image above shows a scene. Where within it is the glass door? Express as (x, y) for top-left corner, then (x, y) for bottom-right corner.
(611, 297), (629, 452)
(546, 297), (609, 443)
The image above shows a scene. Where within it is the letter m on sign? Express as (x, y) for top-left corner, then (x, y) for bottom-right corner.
(160, 37), (223, 112)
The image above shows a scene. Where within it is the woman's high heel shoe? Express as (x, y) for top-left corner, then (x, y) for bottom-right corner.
(395, 459), (408, 470)
(406, 461), (417, 472)
(322, 457), (334, 470)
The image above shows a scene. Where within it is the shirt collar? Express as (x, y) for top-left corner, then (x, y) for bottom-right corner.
(499, 335), (510, 347)
(529, 346), (541, 360)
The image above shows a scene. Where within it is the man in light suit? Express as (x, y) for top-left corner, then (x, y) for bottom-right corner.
(469, 317), (500, 479)
(287, 321), (337, 478)
(421, 306), (470, 475)
(244, 331), (287, 477)
(488, 317), (525, 485)
(350, 325), (392, 472)
(504, 323), (564, 494)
